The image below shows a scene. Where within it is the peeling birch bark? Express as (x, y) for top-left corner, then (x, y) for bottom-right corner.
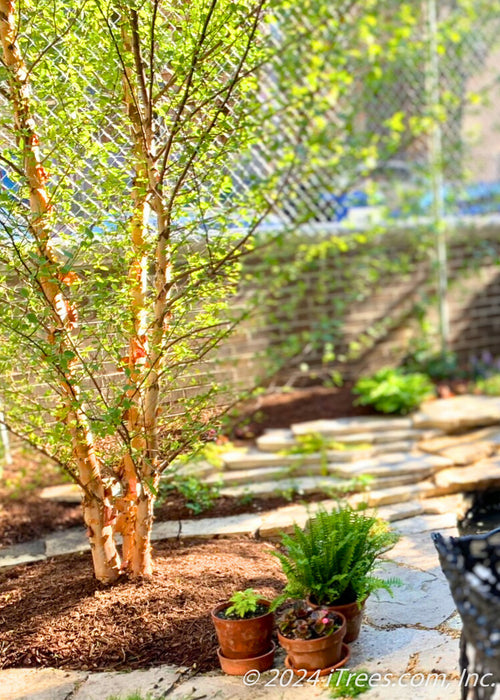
(0, 0), (120, 583)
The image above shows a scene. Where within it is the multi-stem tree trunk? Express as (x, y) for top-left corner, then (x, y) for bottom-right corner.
(116, 10), (167, 577)
(0, 0), (121, 583)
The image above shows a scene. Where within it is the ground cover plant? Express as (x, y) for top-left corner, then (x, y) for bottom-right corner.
(353, 367), (435, 414)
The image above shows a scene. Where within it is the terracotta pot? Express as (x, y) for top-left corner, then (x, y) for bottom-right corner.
(284, 643), (350, 677)
(307, 595), (366, 643)
(211, 599), (273, 659)
(217, 641), (276, 676)
(277, 611), (346, 671)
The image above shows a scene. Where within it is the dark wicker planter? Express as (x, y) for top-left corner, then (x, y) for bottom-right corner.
(433, 527), (500, 700)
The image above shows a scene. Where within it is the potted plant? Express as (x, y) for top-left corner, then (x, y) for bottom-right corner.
(211, 588), (275, 675)
(272, 504), (401, 642)
(277, 601), (348, 674)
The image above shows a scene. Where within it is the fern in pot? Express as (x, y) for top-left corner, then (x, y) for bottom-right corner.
(272, 504), (401, 642)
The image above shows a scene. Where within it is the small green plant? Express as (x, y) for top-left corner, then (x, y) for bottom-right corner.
(272, 504), (401, 608)
(475, 373), (500, 396)
(354, 367), (434, 414)
(404, 346), (461, 381)
(277, 601), (341, 639)
(157, 474), (220, 515)
(282, 433), (370, 477)
(106, 694), (153, 700)
(238, 491), (255, 507)
(276, 484), (300, 502)
(329, 669), (371, 697)
(225, 588), (261, 618)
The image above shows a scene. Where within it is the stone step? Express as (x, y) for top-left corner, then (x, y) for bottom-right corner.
(221, 448), (321, 470)
(217, 467), (430, 500)
(418, 426), (500, 466)
(256, 429), (296, 452)
(291, 416), (413, 437)
(174, 459), (218, 479)
(329, 452), (453, 479)
(219, 475), (346, 499)
(349, 481), (436, 508)
(257, 498), (425, 538)
(204, 464), (311, 486)
(221, 443), (429, 473)
(413, 395), (500, 432)
(39, 483), (81, 503)
(431, 456), (500, 495)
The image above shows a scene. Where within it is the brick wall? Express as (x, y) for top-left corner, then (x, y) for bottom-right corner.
(215, 220), (500, 389)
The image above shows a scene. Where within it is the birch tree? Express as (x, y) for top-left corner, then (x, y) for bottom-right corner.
(0, 0), (427, 582)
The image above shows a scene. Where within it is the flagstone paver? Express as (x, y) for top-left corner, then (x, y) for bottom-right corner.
(382, 532), (455, 571)
(0, 538), (46, 568)
(392, 511), (458, 535)
(349, 626), (459, 675)
(413, 395), (500, 432)
(45, 528), (89, 557)
(432, 457), (500, 493)
(421, 493), (467, 517)
(39, 483), (81, 503)
(330, 452), (453, 479)
(292, 416), (413, 437)
(365, 562), (456, 628)
(0, 668), (87, 700)
(73, 666), (183, 700)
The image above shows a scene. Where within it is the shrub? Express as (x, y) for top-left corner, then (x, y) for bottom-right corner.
(475, 374), (500, 396)
(353, 367), (434, 414)
(404, 347), (461, 381)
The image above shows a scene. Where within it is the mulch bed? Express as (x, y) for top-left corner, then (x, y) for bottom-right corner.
(0, 498), (83, 548)
(0, 538), (285, 672)
(0, 491), (329, 549)
(232, 382), (376, 438)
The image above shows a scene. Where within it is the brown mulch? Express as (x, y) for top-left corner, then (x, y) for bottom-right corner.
(0, 382), (374, 546)
(1, 490), (329, 549)
(0, 538), (285, 672)
(154, 490), (330, 522)
(233, 382), (376, 438)
(0, 498), (83, 548)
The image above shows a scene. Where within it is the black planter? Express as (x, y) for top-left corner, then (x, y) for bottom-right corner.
(433, 527), (500, 700)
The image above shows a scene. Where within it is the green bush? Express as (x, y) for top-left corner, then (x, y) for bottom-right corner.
(404, 346), (461, 381)
(353, 367), (434, 414)
(272, 505), (400, 607)
(475, 374), (500, 396)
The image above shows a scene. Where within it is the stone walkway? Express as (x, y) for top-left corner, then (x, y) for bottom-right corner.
(4, 395), (500, 569)
(1, 502), (464, 699)
(6, 395), (500, 698)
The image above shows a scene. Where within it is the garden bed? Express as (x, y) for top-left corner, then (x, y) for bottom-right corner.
(0, 538), (285, 672)
(0, 491), (331, 549)
(233, 382), (375, 438)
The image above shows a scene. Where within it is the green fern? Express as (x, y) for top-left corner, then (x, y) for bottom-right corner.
(272, 504), (401, 607)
